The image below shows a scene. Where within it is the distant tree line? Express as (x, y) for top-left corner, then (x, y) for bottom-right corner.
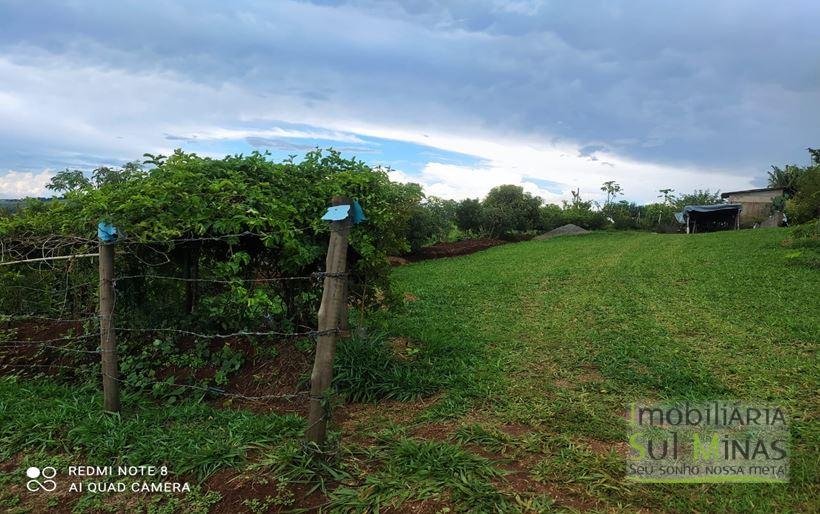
(403, 148), (819, 249)
(403, 184), (728, 247)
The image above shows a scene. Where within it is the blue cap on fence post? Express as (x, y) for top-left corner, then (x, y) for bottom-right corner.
(351, 200), (366, 224)
(97, 222), (118, 243)
(321, 205), (351, 221)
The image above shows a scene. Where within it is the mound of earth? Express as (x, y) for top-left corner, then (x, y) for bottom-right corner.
(534, 223), (589, 240)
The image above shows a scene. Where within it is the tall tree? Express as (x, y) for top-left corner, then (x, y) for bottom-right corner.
(600, 181), (623, 205)
(658, 188), (676, 206)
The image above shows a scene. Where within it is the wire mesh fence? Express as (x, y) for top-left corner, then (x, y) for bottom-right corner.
(0, 231), (348, 411)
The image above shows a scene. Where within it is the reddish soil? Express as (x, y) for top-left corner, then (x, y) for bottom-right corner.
(0, 320), (92, 376)
(206, 470), (328, 513)
(402, 238), (509, 263)
(209, 339), (313, 416)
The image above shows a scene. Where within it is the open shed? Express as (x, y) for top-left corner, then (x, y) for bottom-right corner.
(675, 204), (742, 233)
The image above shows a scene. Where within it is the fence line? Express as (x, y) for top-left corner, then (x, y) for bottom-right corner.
(1, 196), (354, 445)
(111, 272), (346, 284)
(0, 314), (99, 323)
(0, 253), (100, 267)
(100, 371), (308, 402)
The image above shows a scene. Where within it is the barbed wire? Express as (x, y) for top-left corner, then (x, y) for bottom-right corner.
(0, 343), (105, 354)
(0, 313), (99, 323)
(112, 271), (348, 284)
(100, 371), (309, 401)
(0, 332), (100, 345)
(112, 326), (339, 340)
(0, 229), (345, 409)
(117, 231), (266, 245)
(0, 363), (87, 372)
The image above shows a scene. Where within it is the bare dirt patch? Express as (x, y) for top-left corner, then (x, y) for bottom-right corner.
(0, 320), (91, 377)
(405, 238), (508, 262)
(583, 438), (631, 459)
(212, 341), (312, 416)
(492, 453), (600, 512)
(206, 469), (327, 513)
(383, 497), (453, 513)
(412, 421), (457, 441)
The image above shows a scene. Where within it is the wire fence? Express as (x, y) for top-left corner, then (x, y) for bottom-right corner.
(0, 231), (348, 409)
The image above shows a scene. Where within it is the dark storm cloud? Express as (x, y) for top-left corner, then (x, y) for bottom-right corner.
(0, 0), (818, 179)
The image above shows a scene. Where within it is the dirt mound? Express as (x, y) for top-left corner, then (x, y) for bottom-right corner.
(534, 224), (589, 240)
(405, 238), (507, 262)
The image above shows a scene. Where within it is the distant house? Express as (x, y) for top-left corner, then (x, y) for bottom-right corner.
(720, 188), (784, 227)
(675, 204), (742, 233)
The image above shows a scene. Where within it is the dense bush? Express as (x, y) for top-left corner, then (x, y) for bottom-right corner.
(602, 201), (642, 230)
(455, 198), (484, 234)
(675, 189), (723, 209)
(481, 185), (542, 237)
(405, 197), (458, 252)
(785, 165), (820, 225)
(560, 206), (608, 230)
(538, 204), (564, 231)
(0, 149), (423, 329)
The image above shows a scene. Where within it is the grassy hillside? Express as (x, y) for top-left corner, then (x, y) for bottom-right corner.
(376, 228), (817, 511)
(1, 228), (816, 512)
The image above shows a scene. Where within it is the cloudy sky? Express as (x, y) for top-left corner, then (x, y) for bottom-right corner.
(0, 0), (818, 203)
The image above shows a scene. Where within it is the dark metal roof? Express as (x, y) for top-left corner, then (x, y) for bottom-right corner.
(674, 204), (742, 223)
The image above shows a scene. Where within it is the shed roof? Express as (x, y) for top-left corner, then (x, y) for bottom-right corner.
(720, 187), (783, 198)
(674, 204), (742, 223)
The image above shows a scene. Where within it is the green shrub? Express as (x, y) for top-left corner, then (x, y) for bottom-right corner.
(537, 204), (564, 231)
(482, 185), (541, 237)
(785, 166), (820, 224)
(0, 150), (421, 328)
(405, 196), (457, 252)
(455, 198), (484, 234)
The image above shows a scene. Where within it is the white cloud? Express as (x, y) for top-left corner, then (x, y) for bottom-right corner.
(340, 122), (755, 204)
(0, 26), (780, 204)
(0, 170), (55, 198)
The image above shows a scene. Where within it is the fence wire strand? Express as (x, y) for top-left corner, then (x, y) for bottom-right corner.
(0, 231), (345, 408)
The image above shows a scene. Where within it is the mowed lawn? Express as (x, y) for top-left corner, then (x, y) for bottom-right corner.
(370, 228), (818, 512)
(1, 228), (817, 513)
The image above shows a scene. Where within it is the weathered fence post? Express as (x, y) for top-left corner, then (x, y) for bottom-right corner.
(307, 197), (351, 444)
(98, 222), (120, 413)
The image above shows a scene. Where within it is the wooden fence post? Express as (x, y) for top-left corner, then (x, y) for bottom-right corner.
(307, 196), (351, 444)
(98, 237), (120, 413)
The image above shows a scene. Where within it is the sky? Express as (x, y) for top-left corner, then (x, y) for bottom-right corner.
(0, 0), (818, 204)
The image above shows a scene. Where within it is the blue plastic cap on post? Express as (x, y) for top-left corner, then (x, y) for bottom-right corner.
(321, 205), (351, 221)
(97, 222), (118, 243)
(351, 200), (367, 224)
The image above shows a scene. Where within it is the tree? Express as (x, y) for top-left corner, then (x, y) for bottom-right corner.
(46, 169), (91, 192)
(767, 165), (806, 195)
(658, 188), (676, 206)
(785, 164), (820, 224)
(538, 204), (564, 231)
(675, 189), (723, 209)
(809, 147), (820, 166)
(600, 181), (623, 206)
(482, 185), (542, 237)
(405, 196), (457, 251)
(455, 198), (484, 234)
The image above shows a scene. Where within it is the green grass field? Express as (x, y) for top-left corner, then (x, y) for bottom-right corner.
(1, 228), (817, 512)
